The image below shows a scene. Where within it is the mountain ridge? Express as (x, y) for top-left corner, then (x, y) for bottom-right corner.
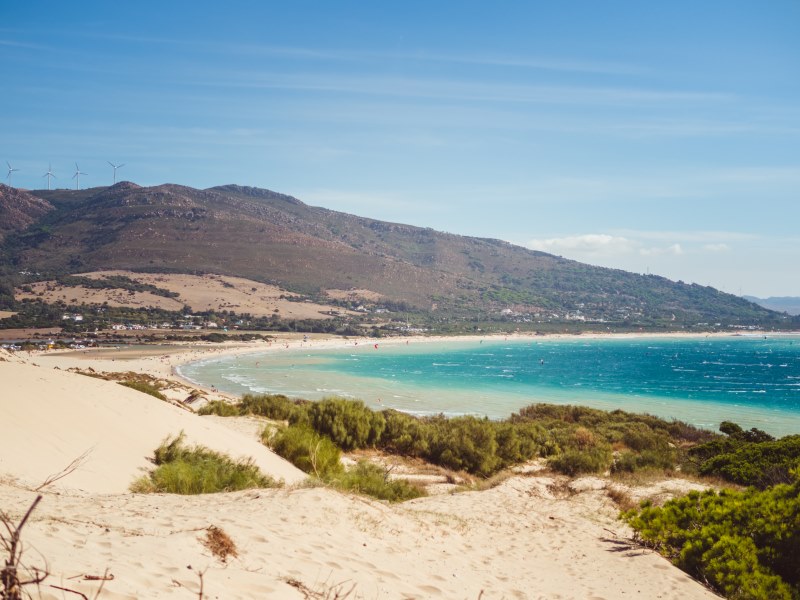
(0, 182), (790, 328)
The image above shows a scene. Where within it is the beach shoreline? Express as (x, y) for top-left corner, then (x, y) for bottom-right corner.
(0, 333), (744, 599)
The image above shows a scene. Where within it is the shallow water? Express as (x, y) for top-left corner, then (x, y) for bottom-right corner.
(179, 335), (800, 437)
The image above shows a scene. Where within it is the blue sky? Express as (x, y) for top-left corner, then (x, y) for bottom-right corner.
(2, 1), (799, 297)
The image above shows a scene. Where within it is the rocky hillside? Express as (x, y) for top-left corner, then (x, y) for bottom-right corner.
(0, 182), (786, 327)
(0, 184), (54, 242)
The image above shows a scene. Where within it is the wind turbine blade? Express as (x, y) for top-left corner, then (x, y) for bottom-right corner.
(118, 164), (125, 168)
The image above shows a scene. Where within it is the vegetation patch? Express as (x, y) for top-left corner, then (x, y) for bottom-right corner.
(687, 421), (800, 488)
(623, 471), (800, 600)
(131, 433), (278, 494)
(265, 424), (343, 480)
(118, 379), (167, 401)
(202, 394), (711, 480)
(330, 460), (425, 502)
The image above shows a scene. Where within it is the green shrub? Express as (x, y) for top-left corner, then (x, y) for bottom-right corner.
(239, 393), (309, 423)
(119, 380), (166, 401)
(198, 400), (241, 416)
(266, 424), (343, 479)
(131, 433), (277, 494)
(379, 409), (431, 456)
(688, 423), (800, 488)
(549, 445), (612, 476)
(624, 474), (800, 599)
(426, 415), (501, 476)
(697, 436), (800, 488)
(331, 460), (425, 502)
(308, 397), (385, 450)
(612, 449), (675, 474)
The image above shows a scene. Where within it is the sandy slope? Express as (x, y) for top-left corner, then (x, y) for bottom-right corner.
(0, 346), (722, 599)
(0, 358), (305, 492)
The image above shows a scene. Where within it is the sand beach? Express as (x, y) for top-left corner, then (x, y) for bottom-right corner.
(0, 336), (727, 599)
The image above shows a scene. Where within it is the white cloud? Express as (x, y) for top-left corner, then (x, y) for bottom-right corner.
(640, 243), (684, 256)
(527, 234), (637, 256)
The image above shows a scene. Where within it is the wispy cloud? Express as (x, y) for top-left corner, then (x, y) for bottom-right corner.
(186, 71), (733, 107)
(526, 231), (751, 259)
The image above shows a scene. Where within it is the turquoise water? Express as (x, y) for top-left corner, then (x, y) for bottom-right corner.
(178, 335), (800, 437)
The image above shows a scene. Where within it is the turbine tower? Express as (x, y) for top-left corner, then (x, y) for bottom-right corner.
(42, 164), (56, 190)
(72, 163), (87, 190)
(6, 162), (19, 186)
(108, 161), (125, 184)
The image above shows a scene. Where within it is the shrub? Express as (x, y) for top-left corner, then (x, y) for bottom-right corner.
(611, 449), (675, 474)
(131, 433), (277, 494)
(426, 415), (500, 476)
(198, 400), (241, 416)
(697, 436), (800, 488)
(331, 461), (425, 502)
(623, 474), (800, 599)
(549, 445), (612, 476)
(239, 394), (309, 423)
(119, 380), (166, 401)
(379, 409), (430, 456)
(308, 397), (385, 450)
(266, 424), (343, 479)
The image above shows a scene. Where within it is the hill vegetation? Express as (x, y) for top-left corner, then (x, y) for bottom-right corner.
(0, 182), (793, 330)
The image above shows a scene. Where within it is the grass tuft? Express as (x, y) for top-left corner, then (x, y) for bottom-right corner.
(330, 461), (425, 503)
(131, 433), (279, 494)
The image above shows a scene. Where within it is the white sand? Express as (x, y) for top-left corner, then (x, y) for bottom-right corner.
(0, 345), (723, 599)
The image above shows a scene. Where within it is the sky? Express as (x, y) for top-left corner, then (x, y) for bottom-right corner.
(1, 1), (799, 297)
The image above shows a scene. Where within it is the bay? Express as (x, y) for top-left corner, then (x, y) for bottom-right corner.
(178, 335), (800, 437)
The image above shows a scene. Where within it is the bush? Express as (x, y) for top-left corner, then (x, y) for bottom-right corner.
(266, 424), (343, 479)
(379, 409), (431, 456)
(697, 436), (800, 488)
(239, 394), (309, 423)
(688, 423), (800, 488)
(624, 474), (800, 599)
(308, 397), (385, 450)
(549, 445), (612, 476)
(198, 399), (241, 416)
(426, 415), (501, 476)
(612, 449), (675, 474)
(131, 433), (277, 494)
(331, 461), (425, 502)
(119, 380), (166, 401)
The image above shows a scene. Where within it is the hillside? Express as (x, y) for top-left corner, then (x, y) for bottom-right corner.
(0, 182), (789, 328)
(744, 295), (800, 316)
(0, 183), (54, 242)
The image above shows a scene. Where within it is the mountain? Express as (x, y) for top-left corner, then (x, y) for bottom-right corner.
(0, 184), (54, 242)
(744, 296), (800, 316)
(0, 182), (789, 328)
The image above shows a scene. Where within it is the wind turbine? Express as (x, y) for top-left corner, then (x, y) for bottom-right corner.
(6, 162), (19, 186)
(108, 161), (125, 184)
(72, 163), (87, 190)
(42, 164), (56, 190)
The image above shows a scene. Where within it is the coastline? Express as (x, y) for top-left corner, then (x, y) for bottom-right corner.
(0, 335), (741, 598)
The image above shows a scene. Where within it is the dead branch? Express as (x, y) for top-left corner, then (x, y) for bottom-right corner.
(35, 449), (93, 492)
(1, 495), (47, 600)
(48, 584), (88, 599)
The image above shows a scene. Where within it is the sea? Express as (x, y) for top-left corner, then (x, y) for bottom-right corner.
(177, 335), (800, 437)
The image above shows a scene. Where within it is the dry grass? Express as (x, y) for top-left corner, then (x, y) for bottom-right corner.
(605, 486), (638, 512)
(202, 525), (238, 563)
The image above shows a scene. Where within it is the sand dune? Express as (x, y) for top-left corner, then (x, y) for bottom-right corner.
(0, 347), (722, 599)
(0, 359), (305, 493)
